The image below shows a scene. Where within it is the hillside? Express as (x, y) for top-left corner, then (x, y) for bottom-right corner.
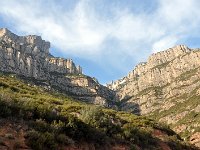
(107, 45), (200, 148)
(0, 72), (195, 150)
(0, 28), (115, 107)
(0, 28), (199, 149)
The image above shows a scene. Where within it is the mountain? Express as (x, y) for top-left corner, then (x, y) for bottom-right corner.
(0, 28), (115, 107)
(0, 70), (195, 150)
(107, 45), (200, 148)
(0, 28), (198, 149)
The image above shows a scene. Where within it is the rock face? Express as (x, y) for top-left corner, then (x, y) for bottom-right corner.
(0, 28), (82, 77)
(0, 28), (115, 106)
(107, 45), (200, 147)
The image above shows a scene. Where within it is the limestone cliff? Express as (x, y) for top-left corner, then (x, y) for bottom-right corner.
(0, 28), (115, 106)
(0, 28), (82, 76)
(107, 45), (200, 147)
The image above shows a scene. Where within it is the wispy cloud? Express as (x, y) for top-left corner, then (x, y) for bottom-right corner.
(0, 0), (200, 82)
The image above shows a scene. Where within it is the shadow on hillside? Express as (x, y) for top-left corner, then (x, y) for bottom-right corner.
(120, 101), (141, 115)
(117, 95), (141, 115)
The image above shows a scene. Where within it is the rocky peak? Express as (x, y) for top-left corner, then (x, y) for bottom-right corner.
(0, 28), (50, 56)
(107, 45), (200, 147)
(0, 28), (115, 107)
(0, 28), (10, 36)
(108, 45), (193, 91)
(148, 45), (191, 67)
(0, 28), (81, 75)
(133, 45), (191, 77)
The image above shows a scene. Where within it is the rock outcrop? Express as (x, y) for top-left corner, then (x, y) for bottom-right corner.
(0, 28), (82, 77)
(107, 45), (200, 147)
(0, 28), (115, 106)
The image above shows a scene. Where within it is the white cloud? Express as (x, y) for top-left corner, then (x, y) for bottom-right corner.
(0, 0), (110, 56)
(150, 0), (200, 53)
(158, 0), (200, 26)
(0, 0), (199, 52)
(0, 0), (200, 82)
(152, 36), (178, 53)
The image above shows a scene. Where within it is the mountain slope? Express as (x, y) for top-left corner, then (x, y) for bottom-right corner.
(0, 28), (115, 107)
(107, 45), (200, 148)
(0, 73), (195, 150)
(0, 28), (198, 149)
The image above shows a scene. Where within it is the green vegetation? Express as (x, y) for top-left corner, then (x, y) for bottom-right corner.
(151, 61), (171, 70)
(135, 84), (168, 98)
(149, 87), (200, 142)
(175, 67), (199, 81)
(65, 73), (87, 78)
(0, 73), (194, 149)
(150, 94), (200, 120)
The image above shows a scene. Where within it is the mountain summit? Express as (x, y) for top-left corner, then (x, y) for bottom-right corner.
(0, 28), (82, 75)
(107, 44), (200, 147)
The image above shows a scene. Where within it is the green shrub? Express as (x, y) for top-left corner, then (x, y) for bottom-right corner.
(43, 132), (57, 150)
(0, 82), (9, 88)
(13, 141), (22, 149)
(27, 130), (57, 150)
(0, 101), (12, 117)
(29, 119), (53, 132)
(79, 106), (104, 126)
(56, 134), (74, 145)
(10, 86), (20, 92)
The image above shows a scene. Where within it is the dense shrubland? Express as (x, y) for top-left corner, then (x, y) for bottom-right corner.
(0, 73), (196, 150)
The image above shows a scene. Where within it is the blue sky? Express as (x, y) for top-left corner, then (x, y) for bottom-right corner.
(0, 0), (200, 84)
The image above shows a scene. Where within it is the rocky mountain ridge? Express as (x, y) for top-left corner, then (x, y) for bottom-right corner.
(0, 28), (82, 76)
(0, 28), (115, 106)
(1, 28), (200, 148)
(108, 45), (192, 92)
(107, 45), (200, 147)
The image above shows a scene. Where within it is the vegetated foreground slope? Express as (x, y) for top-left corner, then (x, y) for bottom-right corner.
(107, 45), (200, 148)
(0, 73), (196, 150)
